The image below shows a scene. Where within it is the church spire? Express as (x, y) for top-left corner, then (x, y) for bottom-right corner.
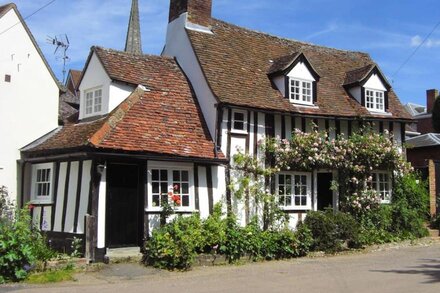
(125, 0), (142, 54)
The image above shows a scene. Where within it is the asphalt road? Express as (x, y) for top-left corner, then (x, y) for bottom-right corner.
(2, 241), (440, 293)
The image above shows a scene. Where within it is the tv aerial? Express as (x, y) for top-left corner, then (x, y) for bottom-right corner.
(47, 34), (70, 83)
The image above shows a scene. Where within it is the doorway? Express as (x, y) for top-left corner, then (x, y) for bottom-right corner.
(317, 172), (333, 211)
(106, 164), (140, 247)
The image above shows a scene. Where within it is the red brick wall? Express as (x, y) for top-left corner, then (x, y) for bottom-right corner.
(169, 0), (212, 27)
(407, 146), (440, 168)
(417, 117), (434, 134)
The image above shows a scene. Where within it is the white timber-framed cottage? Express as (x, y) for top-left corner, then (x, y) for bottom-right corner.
(0, 3), (60, 204)
(20, 0), (412, 262)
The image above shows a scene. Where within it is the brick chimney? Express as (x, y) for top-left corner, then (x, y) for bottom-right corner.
(169, 0), (212, 27)
(426, 89), (439, 113)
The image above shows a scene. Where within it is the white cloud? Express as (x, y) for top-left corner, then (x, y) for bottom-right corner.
(410, 35), (440, 48)
(305, 23), (338, 40)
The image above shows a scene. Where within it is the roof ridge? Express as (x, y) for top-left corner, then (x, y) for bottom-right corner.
(93, 46), (174, 60)
(211, 18), (371, 57)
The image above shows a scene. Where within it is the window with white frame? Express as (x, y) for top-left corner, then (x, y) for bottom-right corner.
(31, 163), (54, 203)
(231, 110), (248, 133)
(84, 88), (103, 116)
(277, 172), (311, 209)
(365, 89), (385, 112)
(149, 164), (194, 210)
(289, 78), (313, 105)
(372, 171), (392, 203)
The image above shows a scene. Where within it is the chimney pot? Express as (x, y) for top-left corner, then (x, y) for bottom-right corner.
(426, 89), (439, 113)
(169, 0), (212, 27)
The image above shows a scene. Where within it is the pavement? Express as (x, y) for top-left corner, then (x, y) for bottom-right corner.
(1, 239), (440, 293)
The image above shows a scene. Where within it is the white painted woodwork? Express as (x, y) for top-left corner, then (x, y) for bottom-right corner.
(32, 206), (42, 230)
(97, 164), (107, 248)
(0, 8), (59, 202)
(64, 161), (79, 233)
(77, 160), (92, 233)
(53, 162), (68, 232)
(274, 115), (282, 138)
(41, 206), (52, 231)
(197, 166), (209, 219)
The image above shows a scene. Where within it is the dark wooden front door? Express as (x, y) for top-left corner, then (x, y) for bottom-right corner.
(317, 172), (333, 211)
(107, 164), (140, 247)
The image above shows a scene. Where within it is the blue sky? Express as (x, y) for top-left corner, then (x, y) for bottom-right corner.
(3, 0), (440, 105)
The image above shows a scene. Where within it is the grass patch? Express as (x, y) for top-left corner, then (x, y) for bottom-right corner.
(26, 268), (76, 284)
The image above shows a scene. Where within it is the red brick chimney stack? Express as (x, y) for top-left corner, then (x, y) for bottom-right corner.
(426, 89), (439, 113)
(169, 0), (212, 27)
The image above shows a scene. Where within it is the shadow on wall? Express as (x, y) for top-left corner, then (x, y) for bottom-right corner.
(372, 258), (440, 284)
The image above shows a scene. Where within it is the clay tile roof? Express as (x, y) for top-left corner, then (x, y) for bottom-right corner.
(267, 52), (301, 75)
(186, 19), (412, 120)
(69, 70), (82, 89)
(344, 64), (375, 86)
(92, 47), (178, 91)
(25, 50), (224, 161)
(0, 3), (14, 17)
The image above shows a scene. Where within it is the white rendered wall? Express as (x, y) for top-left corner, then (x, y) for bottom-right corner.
(109, 82), (135, 113)
(163, 13), (218, 139)
(0, 9), (59, 202)
(364, 74), (387, 91)
(287, 62), (316, 81)
(78, 52), (111, 120)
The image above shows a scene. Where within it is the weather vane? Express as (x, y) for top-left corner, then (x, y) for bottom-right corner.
(47, 34), (70, 83)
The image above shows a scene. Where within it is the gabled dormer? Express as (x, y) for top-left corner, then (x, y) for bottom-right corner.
(269, 53), (320, 106)
(344, 64), (392, 114)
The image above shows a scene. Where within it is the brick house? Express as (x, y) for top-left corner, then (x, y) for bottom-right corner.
(20, 0), (412, 261)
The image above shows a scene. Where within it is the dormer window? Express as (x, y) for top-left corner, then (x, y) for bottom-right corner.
(365, 89), (385, 112)
(84, 87), (103, 116)
(344, 64), (391, 114)
(290, 78), (313, 105)
(268, 52), (320, 107)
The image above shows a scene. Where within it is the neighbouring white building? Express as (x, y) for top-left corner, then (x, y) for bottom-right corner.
(0, 3), (60, 204)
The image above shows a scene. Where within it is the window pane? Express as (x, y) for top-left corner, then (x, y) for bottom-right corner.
(278, 174), (284, 184)
(286, 196), (292, 206)
(234, 121), (244, 130)
(152, 194), (160, 207)
(152, 182), (159, 193)
(234, 112), (244, 121)
(160, 170), (167, 181)
(182, 183), (189, 194)
(182, 171), (189, 181)
(161, 183), (168, 194)
(152, 169), (159, 181)
(182, 195), (189, 207)
(295, 197), (300, 206)
(173, 170), (180, 181)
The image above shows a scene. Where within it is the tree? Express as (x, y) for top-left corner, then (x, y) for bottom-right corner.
(432, 95), (440, 133)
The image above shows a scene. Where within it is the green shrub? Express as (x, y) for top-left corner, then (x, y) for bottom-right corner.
(303, 210), (360, 252)
(294, 224), (313, 256)
(431, 214), (440, 230)
(220, 215), (247, 263)
(392, 173), (429, 220)
(390, 200), (428, 239)
(0, 208), (55, 283)
(201, 203), (226, 253)
(144, 214), (203, 270)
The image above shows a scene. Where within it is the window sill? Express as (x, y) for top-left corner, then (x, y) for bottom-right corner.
(29, 200), (54, 205)
(279, 206), (312, 211)
(145, 208), (197, 213)
(230, 129), (248, 135)
(290, 102), (318, 109)
(367, 110), (392, 116)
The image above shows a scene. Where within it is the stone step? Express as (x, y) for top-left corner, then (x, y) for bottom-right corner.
(428, 228), (439, 237)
